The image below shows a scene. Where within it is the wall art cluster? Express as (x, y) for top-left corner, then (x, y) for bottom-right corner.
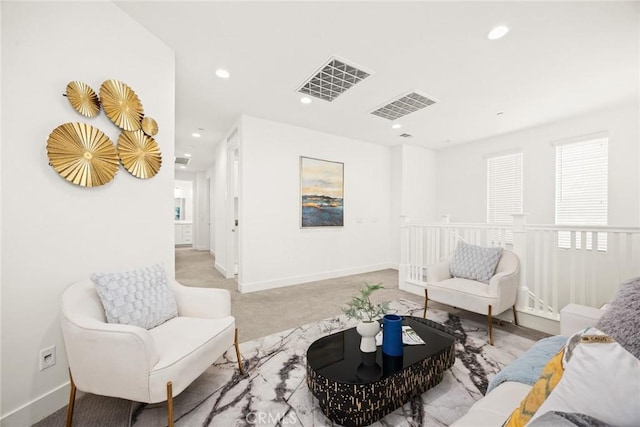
(46, 80), (162, 187)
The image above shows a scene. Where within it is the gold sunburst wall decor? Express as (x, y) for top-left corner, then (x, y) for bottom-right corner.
(65, 81), (100, 117)
(100, 79), (144, 131)
(46, 122), (119, 187)
(117, 129), (162, 179)
(141, 116), (158, 136)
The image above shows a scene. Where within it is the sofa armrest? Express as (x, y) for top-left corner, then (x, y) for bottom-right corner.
(560, 303), (605, 336)
(60, 313), (159, 400)
(427, 260), (452, 282)
(172, 280), (231, 319)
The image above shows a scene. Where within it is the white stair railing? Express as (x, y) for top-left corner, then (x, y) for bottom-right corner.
(400, 216), (640, 321)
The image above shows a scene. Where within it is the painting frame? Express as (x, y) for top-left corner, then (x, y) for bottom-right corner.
(300, 156), (344, 228)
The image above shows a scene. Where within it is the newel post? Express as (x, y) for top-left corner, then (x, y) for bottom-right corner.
(511, 213), (530, 310)
(399, 215), (410, 291)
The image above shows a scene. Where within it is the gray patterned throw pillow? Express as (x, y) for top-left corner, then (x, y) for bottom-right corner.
(91, 263), (178, 329)
(449, 241), (503, 284)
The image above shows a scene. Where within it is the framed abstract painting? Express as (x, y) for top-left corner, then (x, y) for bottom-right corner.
(300, 156), (344, 227)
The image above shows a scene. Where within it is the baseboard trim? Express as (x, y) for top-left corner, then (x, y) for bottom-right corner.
(1, 381), (73, 426)
(214, 261), (227, 277)
(240, 263), (396, 293)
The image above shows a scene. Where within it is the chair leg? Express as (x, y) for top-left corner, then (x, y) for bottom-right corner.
(66, 370), (77, 427)
(487, 305), (494, 346)
(512, 305), (519, 326)
(167, 381), (174, 427)
(234, 328), (244, 375)
(423, 289), (429, 318)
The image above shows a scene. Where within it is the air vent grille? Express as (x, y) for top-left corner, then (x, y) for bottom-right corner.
(174, 157), (190, 165)
(298, 56), (371, 102)
(399, 133), (413, 138)
(371, 92), (436, 121)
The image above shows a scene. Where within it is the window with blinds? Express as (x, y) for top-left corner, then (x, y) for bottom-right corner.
(487, 152), (523, 244)
(555, 136), (608, 250)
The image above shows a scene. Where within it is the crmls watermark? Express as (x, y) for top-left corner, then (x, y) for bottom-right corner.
(245, 411), (298, 425)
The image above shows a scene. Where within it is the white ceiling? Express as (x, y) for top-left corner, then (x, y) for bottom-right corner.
(116, 1), (639, 172)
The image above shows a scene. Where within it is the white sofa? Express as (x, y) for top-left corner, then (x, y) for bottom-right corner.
(450, 303), (605, 427)
(424, 249), (520, 345)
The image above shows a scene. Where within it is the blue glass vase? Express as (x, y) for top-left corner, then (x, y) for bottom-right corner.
(382, 314), (403, 356)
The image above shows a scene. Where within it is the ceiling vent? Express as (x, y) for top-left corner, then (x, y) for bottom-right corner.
(298, 56), (372, 102)
(371, 91), (437, 121)
(174, 157), (190, 165)
(399, 133), (414, 138)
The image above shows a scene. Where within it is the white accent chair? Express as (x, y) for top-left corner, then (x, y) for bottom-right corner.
(60, 279), (243, 427)
(423, 249), (520, 345)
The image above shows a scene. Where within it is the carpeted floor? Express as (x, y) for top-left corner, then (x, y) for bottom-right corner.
(34, 249), (547, 427)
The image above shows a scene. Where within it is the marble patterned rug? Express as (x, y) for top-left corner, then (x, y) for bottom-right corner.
(132, 300), (534, 427)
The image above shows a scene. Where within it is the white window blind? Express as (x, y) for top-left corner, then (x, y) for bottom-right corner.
(487, 152), (523, 244)
(555, 137), (608, 250)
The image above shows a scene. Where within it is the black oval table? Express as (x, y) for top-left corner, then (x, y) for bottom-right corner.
(306, 316), (456, 427)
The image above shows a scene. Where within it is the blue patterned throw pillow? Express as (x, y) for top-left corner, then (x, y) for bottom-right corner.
(449, 241), (503, 283)
(91, 263), (178, 329)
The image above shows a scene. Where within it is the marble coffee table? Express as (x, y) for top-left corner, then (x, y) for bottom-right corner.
(306, 316), (456, 427)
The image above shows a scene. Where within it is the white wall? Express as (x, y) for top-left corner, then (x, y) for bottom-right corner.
(213, 135), (229, 276)
(239, 116), (393, 292)
(389, 144), (438, 265)
(1, 2), (175, 425)
(436, 101), (640, 227)
(195, 171), (210, 251)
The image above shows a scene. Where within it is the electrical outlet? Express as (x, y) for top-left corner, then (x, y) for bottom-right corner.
(39, 346), (56, 371)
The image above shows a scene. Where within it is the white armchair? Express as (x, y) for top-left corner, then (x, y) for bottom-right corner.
(60, 279), (243, 427)
(423, 249), (520, 345)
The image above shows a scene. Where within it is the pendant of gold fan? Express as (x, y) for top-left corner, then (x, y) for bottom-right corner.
(46, 122), (119, 187)
(66, 81), (100, 117)
(100, 79), (143, 131)
(117, 130), (162, 179)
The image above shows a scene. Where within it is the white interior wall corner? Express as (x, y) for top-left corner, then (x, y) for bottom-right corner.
(0, 2), (175, 424)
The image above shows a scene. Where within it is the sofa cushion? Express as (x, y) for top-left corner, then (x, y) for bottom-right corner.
(504, 347), (566, 427)
(91, 263), (178, 329)
(449, 382), (532, 427)
(596, 276), (640, 359)
(528, 411), (613, 427)
(529, 327), (640, 427)
(449, 241), (503, 284)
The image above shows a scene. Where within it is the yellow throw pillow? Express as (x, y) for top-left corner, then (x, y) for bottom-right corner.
(503, 348), (565, 427)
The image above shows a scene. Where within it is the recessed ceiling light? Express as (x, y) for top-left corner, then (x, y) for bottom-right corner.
(300, 96), (312, 104)
(184, 153), (192, 157)
(191, 132), (201, 138)
(391, 123), (402, 130)
(215, 68), (230, 79)
(488, 25), (509, 40)
(180, 165), (186, 169)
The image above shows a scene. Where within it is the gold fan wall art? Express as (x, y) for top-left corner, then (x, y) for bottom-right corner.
(141, 116), (158, 136)
(46, 122), (119, 187)
(117, 130), (162, 179)
(100, 79), (143, 131)
(65, 81), (100, 117)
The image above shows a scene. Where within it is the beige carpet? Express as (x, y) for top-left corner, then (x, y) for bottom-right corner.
(174, 248), (547, 343)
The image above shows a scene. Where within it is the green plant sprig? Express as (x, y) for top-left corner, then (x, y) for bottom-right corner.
(342, 283), (390, 323)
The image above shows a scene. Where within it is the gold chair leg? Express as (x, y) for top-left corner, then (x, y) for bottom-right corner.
(423, 289), (429, 318)
(512, 305), (519, 326)
(167, 381), (174, 427)
(66, 370), (77, 427)
(488, 305), (494, 346)
(234, 328), (244, 375)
